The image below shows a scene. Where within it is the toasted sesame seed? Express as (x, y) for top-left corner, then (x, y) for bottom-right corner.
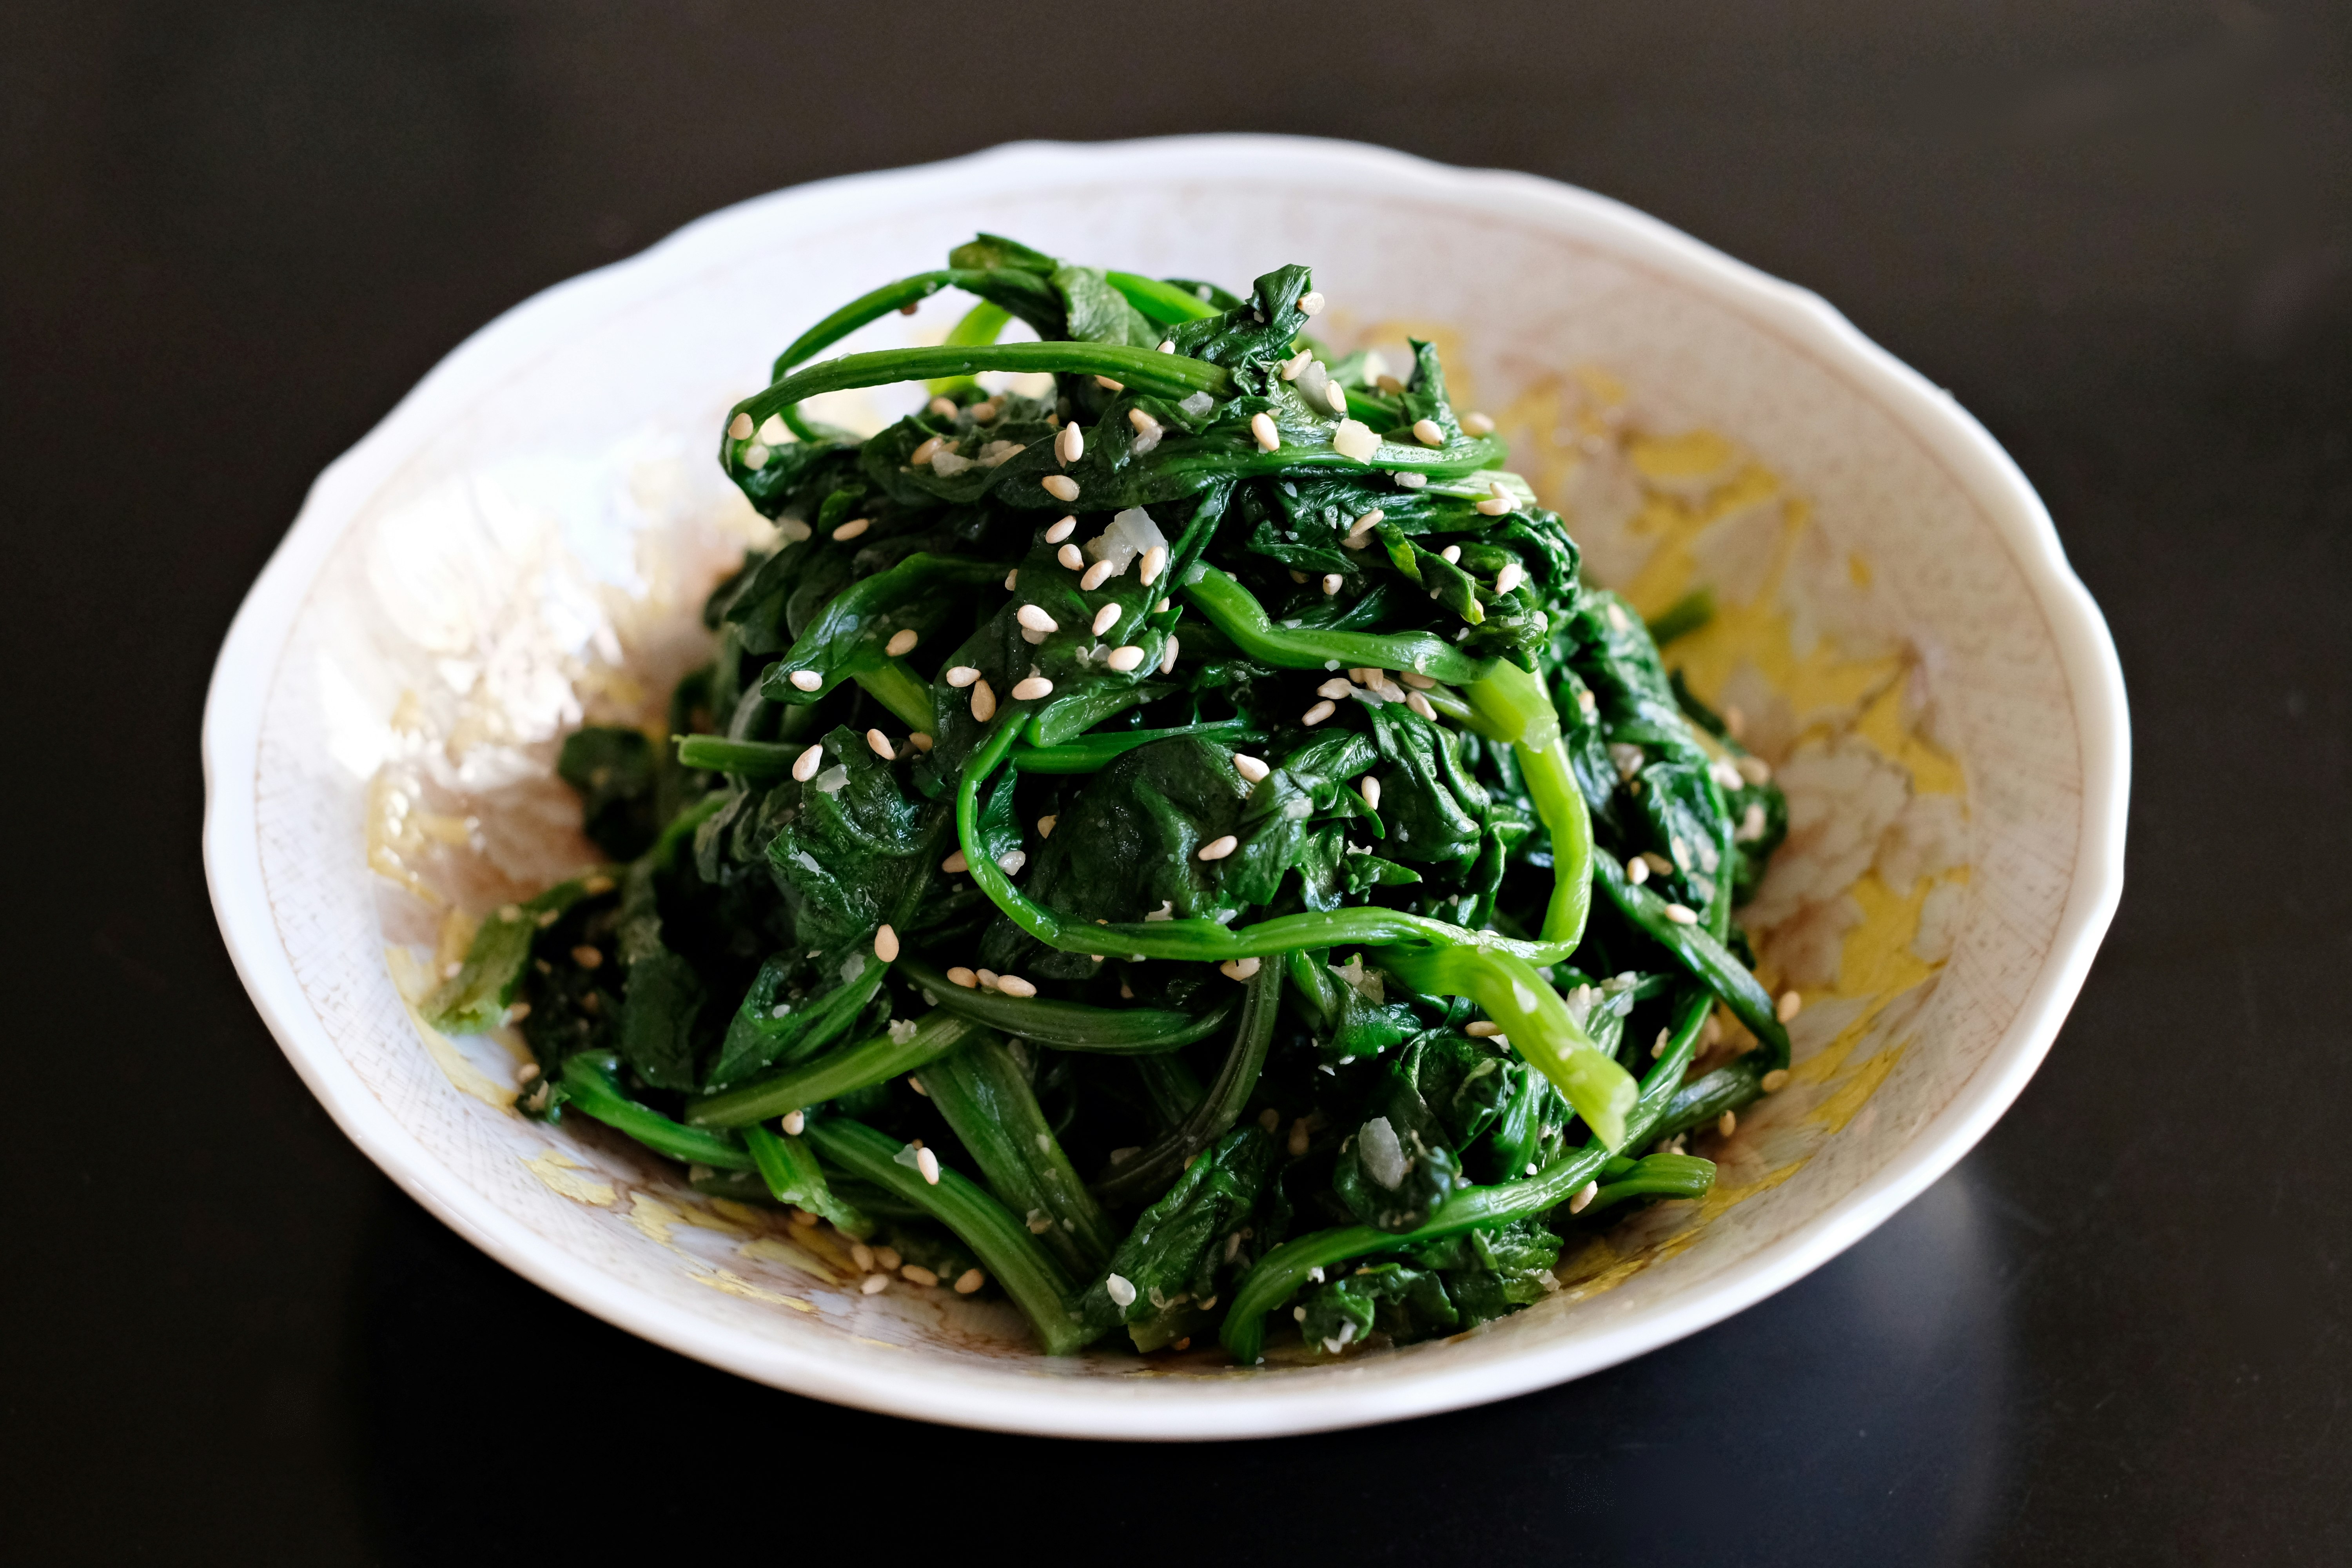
(1475, 492), (1513, 515)
(582, 875), (614, 895)
(1038, 517), (1077, 549)
(915, 1147), (941, 1185)
(1221, 956), (1263, 982)
(1012, 675), (1054, 700)
(571, 945), (603, 970)
(1091, 603), (1122, 635)
(1094, 375), (1124, 392)
(996, 974), (1037, 998)
(1441, 544), (1462, 564)
(971, 398), (1000, 423)
(1662, 902), (1699, 925)
(861, 1273), (890, 1295)
(788, 668), (823, 691)
(1568, 1181), (1599, 1215)
(1463, 412), (1495, 436)
(910, 732), (935, 753)
(1641, 851), (1674, 875)
(1250, 412), (1280, 451)
(792, 743), (824, 781)
(946, 965), (977, 987)
(946, 664), (980, 688)
(875, 1246), (902, 1271)
(873, 924), (900, 962)
(910, 435), (943, 466)
(833, 517), (871, 541)
(1321, 381), (1348, 415)
(1288, 1118), (1312, 1157)
(1412, 417), (1445, 446)
(927, 396), (959, 418)
(1651, 1027), (1671, 1058)
(1048, 542), (1080, 572)
(740, 445), (769, 470)
(1724, 704), (1748, 739)
(1317, 677), (1354, 700)
(1738, 755), (1773, 784)
(851, 1242), (875, 1271)
(1466, 1019), (1502, 1038)
(1627, 856), (1650, 886)
(900, 1263), (939, 1287)
(1494, 563), (1525, 595)
(1127, 407), (1160, 437)
(779, 1109), (806, 1135)
(1321, 572), (1344, 595)
(970, 680), (996, 720)
(1016, 604), (1058, 634)
(1156, 339), (1175, 353)
(1056, 423), (1083, 465)
(1718, 1110), (1738, 1138)
(884, 628), (919, 657)
(1303, 699), (1337, 726)
(1105, 644), (1146, 672)
(1406, 692), (1437, 721)
(728, 412), (755, 440)
(1106, 1272), (1138, 1307)
(1004, 568), (1019, 589)
(1232, 753), (1270, 782)
(1138, 544), (1167, 585)
(854, 729), (887, 762)
(1080, 559), (1115, 590)
(1777, 989), (1803, 1023)
(1042, 474), (1080, 502)
(1198, 835), (1239, 861)
(1037, 814), (1058, 839)
(1160, 635), (1179, 674)
(1347, 508), (1384, 540)
(948, 1267), (985, 1295)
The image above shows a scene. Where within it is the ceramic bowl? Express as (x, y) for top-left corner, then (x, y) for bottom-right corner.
(203, 135), (2127, 1438)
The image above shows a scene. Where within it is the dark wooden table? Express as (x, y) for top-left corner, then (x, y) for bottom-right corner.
(7, 3), (2348, 1561)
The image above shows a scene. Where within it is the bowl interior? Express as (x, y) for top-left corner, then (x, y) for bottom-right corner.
(209, 138), (2116, 1437)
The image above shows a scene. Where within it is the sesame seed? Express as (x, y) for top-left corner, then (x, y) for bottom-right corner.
(972, 398), (1001, 423)
(1711, 759), (1745, 791)
(1093, 375), (1124, 392)
(1738, 755), (1773, 785)
(1463, 412), (1495, 436)
(1298, 290), (1325, 315)
(1662, 903), (1699, 925)
(1568, 1181), (1599, 1214)
(1475, 492), (1513, 515)
(1303, 699), (1336, 726)
(1258, 1108), (1281, 1132)
(860, 1274), (889, 1295)
(873, 924), (900, 962)
(885, 628), (919, 657)
(1016, 606), (1059, 637)
(1406, 692), (1437, 721)
(1412, 417), (1445, 446)
(1198, 835), (1239, 861)
(1322, 572), (1344, 595)
(875, 1246), (902, 1271)
(571, 945), (602, 970)
(1042, 474), (1080, 502)
(1157, 339), (1176, 353)
(1347, 508), (1384, 540)
(582, 875), (614, 895)
(901, 1263), (940, 1287)
(1398, 671), (1436, 691)
(1651, 1027), (1671, 1058)
(946, 665), (980, 688)
(1105, 645), (1146, 672)
(1128, 408), (1160, 437)
(945, 1267), (984, 1296)
(1317, 677), (1354, 700)
(946, 964), (977, 987)
(779, 1109), (806, 1135)
(855, 729), (888, 762)
(1250, 412), (1280, 451)
(1038, 815), (1058, 839)
(1321, 381), (1348, 415)
(1004, 568), (1019, 589)
(1055, 423), (1083, 465)
(996, 974), (1037, 998)
(1160, 636), (1179, 675)
(1012, 675), (1054, 700)
(1761, 1069), (1791, 1094)
(1031, 519), (1073, 552)
(1138, 544), (1167, 584)
(728, 412), (754, 440)
(1156, 598), (1170, 612)
(1724, 704), (1748, 739)
(1106, 1273), (1138, 1307)
(1091, 603), (1121, 635)
(851, 1242), (875, 1271)
(792, 743), (824, 781)
(1466, 1019), (1503, 1038)
(1081, 559), (1115, 590)
(915, 1147), (941, 1185)
(789, 668), (822, 691)
(1396, 471), (1427, 488)
(833, 517), (871, 541)
(1777, 990), (1803, 1023)
(910, 436), (942, 466)
(1494, 563), (1525, 594)
(1718, 1111), (1738, 1138)
(927, 396), (959, 417)
(1605, 602), (1629, 632)
(1221, 956), (1263, 982)
(1232, 753), (1270, 782)
(970, 680), (996, 720)
(1047, 542), (1078, 572)
(1288, 1118), (1311, 1157)
(1641, 851), (1674, 875)
(1627, 856), (1650, 886)
(1441, 544), (1462, 564)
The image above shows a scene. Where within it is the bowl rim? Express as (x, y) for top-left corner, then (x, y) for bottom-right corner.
(202, 133), (2129, 1440)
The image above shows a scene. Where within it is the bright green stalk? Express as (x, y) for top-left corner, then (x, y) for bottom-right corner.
(742, 1123), (873, 1237)
(853, 661), (935, 731)
(685, 1011), (975, 1128)
(1093, 956), (1284, 1204)
(802, 1117), (1094, 1355)
(1177, 561), (1492, 685)
(559, 1054), (753, 1169)
(1105, 271), (1225, 323)
(920, 1034), (1118, 1275)
(897, 957), (1235, 1053)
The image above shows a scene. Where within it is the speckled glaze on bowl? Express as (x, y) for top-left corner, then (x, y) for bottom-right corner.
(202, 136), (2127, 1439)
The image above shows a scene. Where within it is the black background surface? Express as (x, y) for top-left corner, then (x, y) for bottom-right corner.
(5, 3), (2350, 1563)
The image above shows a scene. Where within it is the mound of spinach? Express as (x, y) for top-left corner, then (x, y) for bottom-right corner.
(419, 236), (1792, 1362)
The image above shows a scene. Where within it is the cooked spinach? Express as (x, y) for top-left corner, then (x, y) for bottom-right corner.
(465, 236), (1795, 1361)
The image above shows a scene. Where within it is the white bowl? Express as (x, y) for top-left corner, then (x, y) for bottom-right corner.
(203, 135), (2127, 1439)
